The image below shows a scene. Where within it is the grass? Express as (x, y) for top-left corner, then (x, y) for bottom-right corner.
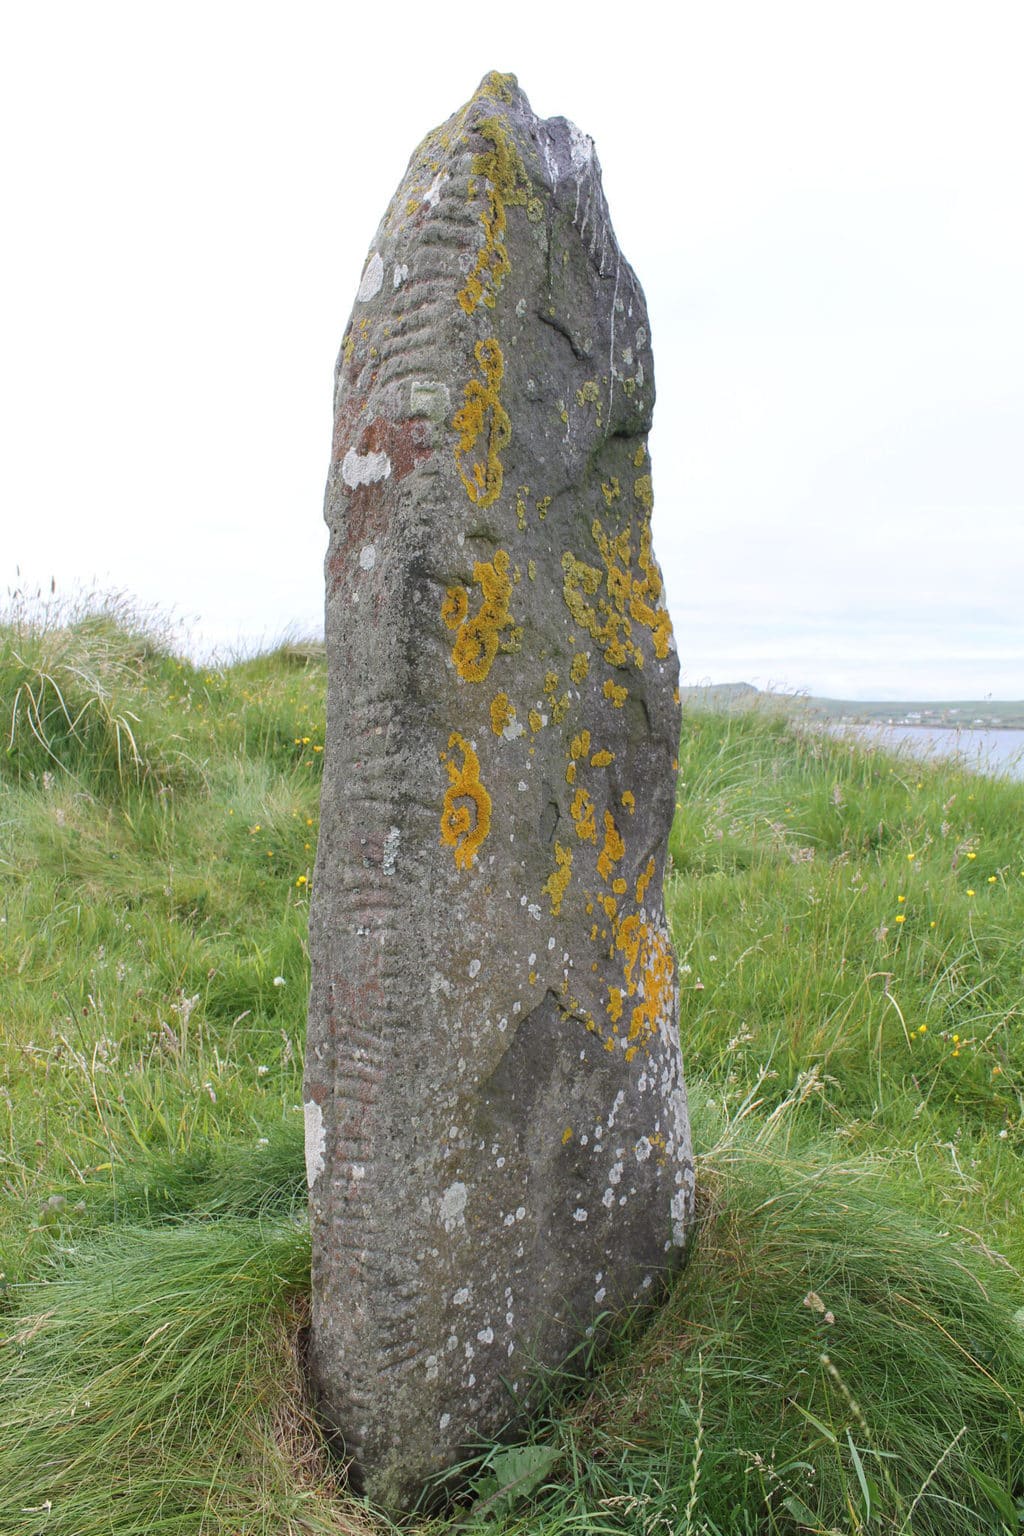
(2, 596), (1023, 1533)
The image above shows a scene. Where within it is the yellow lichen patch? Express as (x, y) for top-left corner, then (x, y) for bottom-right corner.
(570, 730), (591, 760)
(633, 444), (646, 467)
(612, 877), (627, 896)
(441, 587), (469, 630)
(607, 986), (624, 1023)
(528, 708), (544, 734)
(527, 559), (536, 581)
(575, 380), (602, 424)
(603, 679), (628, 708)
(626, 926), (675, 1053)
(597, 810), (625, 882)
(448, 549), (515, 683)
(621, 789), (636, 814)
(542, 842), (573, 915)
(490, 691), (515, 736)
(543, 670), (559, 697)
(561, 1125), (573, 1145)
(600, 893), (617, 920)
(591, 749), (614, 768)
(570, 786), (596, 842)
(515, 485), (529, 530)
(565, 761), (577, 786)
(551, 694), (570, 724)
(453, 338), (510, 508)
(456, 113), (531, 315)
(633, 475), (653, 512)
(536, 495), (551, 519)
(439, 733), (491, 870)
(601, 477), (621, 506)
(570, 651), (590, 685)
(635, 856), (655, 905)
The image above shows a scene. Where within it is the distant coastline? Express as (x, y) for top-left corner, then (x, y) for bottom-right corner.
(680, 682), (1024, 732)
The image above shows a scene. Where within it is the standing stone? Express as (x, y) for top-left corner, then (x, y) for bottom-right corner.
(305, 72), (693, 1512)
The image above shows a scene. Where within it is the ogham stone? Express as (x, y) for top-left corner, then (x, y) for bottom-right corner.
(304, 71), (694, 1512)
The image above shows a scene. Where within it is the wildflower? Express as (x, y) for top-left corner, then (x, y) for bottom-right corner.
(273, 976), (286, 987)
(967, 852), (977, 860)
(919, 1024), (927, 1034)
(992, 1065), (1002, 1076)
(257, 1064), (269, 1076)
(930, 921), (937, 928)
(295, 874), (308, 887)
(952, 1035), (959, 1043)
(897, 894), (906, 903)
(952, 1049), (960, 1058)
(967, 888), (976, 897)
(907, 852), (915, 861)
(894, 914), (906, 924)
(987, 875), (997, 884)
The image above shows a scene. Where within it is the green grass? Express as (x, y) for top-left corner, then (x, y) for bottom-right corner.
(2, 599), (1023, 1534)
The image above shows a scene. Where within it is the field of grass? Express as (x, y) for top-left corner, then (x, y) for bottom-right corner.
(2, 596), (1023, 1534)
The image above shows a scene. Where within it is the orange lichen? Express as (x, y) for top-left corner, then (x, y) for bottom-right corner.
(453, 338), (510, 508)
(590, 749), (614, 768)
(561, 1126), (573, 1145)
(490, 691), (515, 736)
(441, 587), (468, 630)
(621, 790), (636, 814)
(565, 761), (577, 786)
(439, 733), (491, 870)
(603, 679), (628, 708)
(612, 877), (628, 896)
(528, 708), (544, 734)
(542, 841), (573, 915)
(601, 477), (621, 506)
(635, 856), (655, 905)
(570, 786), (596, 842)
(570, 730), (591, 760)
(456, 113), (531, 315)
(447, 549), (515, 682)
(607, 986), (624, 1022)
(597, 810), (625, 882)
(570, 651), (590, 684)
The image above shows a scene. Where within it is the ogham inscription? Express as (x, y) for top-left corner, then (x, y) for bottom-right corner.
(305, 72), (694, 1513)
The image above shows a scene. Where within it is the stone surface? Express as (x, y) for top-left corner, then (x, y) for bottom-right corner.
(304, 71), (693, 1512)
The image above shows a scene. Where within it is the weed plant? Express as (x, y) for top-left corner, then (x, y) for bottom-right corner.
(1, 601), (1022, 1533)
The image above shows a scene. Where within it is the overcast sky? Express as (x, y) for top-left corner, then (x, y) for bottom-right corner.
(2, 1), (1021, 699)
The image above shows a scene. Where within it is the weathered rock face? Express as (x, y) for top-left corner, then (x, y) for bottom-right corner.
(305, 71), (693, 1512)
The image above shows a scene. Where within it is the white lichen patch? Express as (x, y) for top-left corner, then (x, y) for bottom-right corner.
(303, 1099), (326, 1188)
(382, 825), (401, 876)
(440, 1181), (468, 1232)
(393, 261), (409, 288)
(341, 447), (392, 489)
(356, 250), (384, 301)
(573, 1207), (588, 1223)
(424, 170), (448, 207)
(359, 543), (377, 571)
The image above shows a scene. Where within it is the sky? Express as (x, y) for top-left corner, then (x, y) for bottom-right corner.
(2, 1), (1022, 700)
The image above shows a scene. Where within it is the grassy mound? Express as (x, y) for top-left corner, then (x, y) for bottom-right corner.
(2, 599), (1022, 1533)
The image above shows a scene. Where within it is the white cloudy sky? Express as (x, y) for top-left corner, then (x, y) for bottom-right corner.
(2, 1), (1021, 699)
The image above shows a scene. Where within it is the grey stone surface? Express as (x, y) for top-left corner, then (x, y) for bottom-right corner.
(304, 71), (693, 1512)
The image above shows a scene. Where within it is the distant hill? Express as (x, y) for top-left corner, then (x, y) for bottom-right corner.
(679, 684), (1024, 731)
